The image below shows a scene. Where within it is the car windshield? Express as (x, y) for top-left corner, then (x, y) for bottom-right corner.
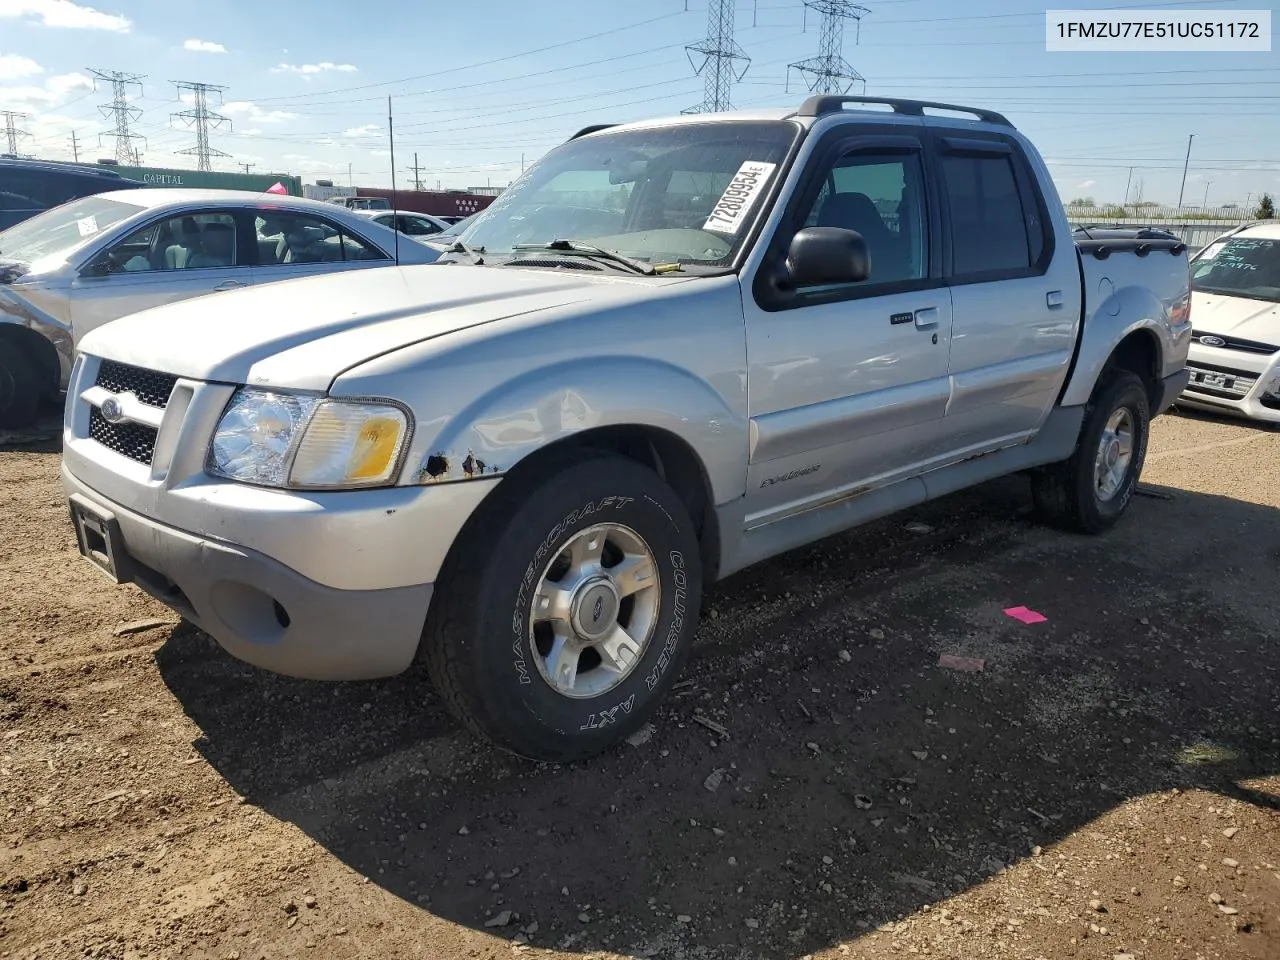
(0, 195), (143, 264)
(1191, 236), (1280, 303)
(455, 120), (800, 268)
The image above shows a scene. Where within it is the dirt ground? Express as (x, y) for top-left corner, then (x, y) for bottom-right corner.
(0, 405), (1277, 960)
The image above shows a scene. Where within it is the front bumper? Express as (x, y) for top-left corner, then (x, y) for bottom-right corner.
(63, 463), (433, 680)
(1176, 344), (1280, 424)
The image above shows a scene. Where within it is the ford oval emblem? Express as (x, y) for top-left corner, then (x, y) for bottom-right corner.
(1199, 335), (1226, 348)
(99, 396), (125, 424)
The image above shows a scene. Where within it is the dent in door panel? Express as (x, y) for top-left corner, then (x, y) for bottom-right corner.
(945, 349), (1073, 417)
(749, 375), (951, 464)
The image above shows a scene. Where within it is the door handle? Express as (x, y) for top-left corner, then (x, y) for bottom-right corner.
(213, 280), (246, 292)
(1046, 290), (1065, 308)
(913, 307), (940, 330)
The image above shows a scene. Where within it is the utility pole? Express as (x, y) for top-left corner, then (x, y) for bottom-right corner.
(1123, 166), (1134, 206)
(239, 162), (254, 173)
(684, 0), (750, 113)
(69, 130), (81, 163)
(348, 162), (353, 187)
(1, 110), (31, 157)
(1203, 180), (1212, 208)
(788, 0), (870, 95)
(406, 152), (424, 191)
(171, 81), (231, 172)
(88, 69), (146, 165)
(1177, 133), (1194, 208)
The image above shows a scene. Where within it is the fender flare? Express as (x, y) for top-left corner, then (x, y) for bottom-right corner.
(1059, 284), (1170, 408)
(412, 356), (748, 506)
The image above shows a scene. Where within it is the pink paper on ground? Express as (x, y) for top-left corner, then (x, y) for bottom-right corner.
(1004, 605), (1048, 624)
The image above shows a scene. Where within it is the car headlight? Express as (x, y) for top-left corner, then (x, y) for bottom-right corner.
(208, 388), (410, 489)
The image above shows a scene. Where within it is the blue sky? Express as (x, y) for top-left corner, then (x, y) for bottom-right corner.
(1, 0), (1277, 207)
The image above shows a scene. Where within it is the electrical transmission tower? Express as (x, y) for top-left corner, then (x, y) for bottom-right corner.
(89, 69), (147, 164)
(684, 0), (750, 114)
(171, 81), (231, 172)
(1, 110), (32, 157)
(788, 1), (870, 95)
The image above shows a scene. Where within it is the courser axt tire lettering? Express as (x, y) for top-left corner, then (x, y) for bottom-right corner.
(424, 451), (703, 762)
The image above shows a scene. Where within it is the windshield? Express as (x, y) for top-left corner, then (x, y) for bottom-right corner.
(455, 120), (799, 267)
(0, 195), (143, 264)
(1191, 236), (1280, 303)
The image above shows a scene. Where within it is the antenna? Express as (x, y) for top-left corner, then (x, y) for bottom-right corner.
(683, 0), (750, 114)
(788, 1), (870, 95)
(388, 96), (400, 266)
(88, 69), (146, 164)
(171, 81), (232, 172)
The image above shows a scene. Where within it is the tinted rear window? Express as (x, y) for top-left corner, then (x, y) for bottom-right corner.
(942, 153), (1035, 277)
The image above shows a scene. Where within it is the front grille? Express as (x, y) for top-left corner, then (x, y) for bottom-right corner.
(1185, 364), (1257, 400)
(95, 360), (178, 409)
(1192, 331), (1279, 356)
(89, 406), (157, 465)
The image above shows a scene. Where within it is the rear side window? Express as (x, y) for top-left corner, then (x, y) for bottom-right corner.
(941, 150), (1043, 278)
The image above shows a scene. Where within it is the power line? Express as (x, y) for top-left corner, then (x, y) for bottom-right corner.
(171, 81), (232, 172)
(88, 68), (146, 164)
(1, 111), (32, 158)
(684, 0), (750, 113)
(788, 1), (870, 95)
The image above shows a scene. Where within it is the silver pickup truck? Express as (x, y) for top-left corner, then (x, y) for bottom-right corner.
(60, 97), (1191, 761)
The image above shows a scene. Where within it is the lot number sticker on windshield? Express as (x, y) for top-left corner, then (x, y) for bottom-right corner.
(703, 161), (777, 236)
(76, 216), (99, 238)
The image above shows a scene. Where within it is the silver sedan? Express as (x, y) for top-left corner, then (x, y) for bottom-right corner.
(0, 188), (440, 427)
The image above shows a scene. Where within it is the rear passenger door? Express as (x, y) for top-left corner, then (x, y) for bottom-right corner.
(251, 210), (392, 285)
(936, 134), (1081, 451)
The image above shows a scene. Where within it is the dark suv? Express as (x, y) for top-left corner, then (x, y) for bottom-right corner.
(0, 159), (144, 230)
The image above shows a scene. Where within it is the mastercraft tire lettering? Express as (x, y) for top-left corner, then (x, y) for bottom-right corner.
(424, 451), (703, 762)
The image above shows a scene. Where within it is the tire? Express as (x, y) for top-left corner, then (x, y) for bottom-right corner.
(423, 450), (704, 762)
(0, 344), (42, 431)
(1031, 371), (1150, 534)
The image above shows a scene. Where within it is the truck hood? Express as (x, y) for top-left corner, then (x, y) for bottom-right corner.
(77, 264), (680, 391)
(1191, 291), (1280, 345)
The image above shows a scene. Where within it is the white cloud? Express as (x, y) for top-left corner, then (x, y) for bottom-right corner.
(272, 61), (358, 77)
(0, 54), (43, 80)
(1075, 180), (1097, 190)
(0, 70), (91, 109)
(221, 100), (298, 124)
(0, 0), (131, 32)
(183, 38), (226, 53)
(342, 124), (381, 138)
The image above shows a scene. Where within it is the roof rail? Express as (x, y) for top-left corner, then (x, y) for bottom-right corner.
(796, 95), (1011, 127)
(568, 123), (617, 141)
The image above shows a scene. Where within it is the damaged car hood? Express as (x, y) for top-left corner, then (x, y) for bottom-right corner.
(1191, 291), (1280, 346)
(76, 264), (686, 391)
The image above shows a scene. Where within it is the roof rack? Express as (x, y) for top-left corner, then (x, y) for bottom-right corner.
(796, 96), (1011, 127)
(568, 123), (617, 141)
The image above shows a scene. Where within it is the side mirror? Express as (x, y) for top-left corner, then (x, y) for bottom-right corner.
(80, 256), (113, 279)
(785, 226), (871, 286)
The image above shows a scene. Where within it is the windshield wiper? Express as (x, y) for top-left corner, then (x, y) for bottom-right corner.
(511, 239), (656, 276)
(446, 240), (485, 265)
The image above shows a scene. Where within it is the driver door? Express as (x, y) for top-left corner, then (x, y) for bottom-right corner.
(68, 210), (254, 339)
(740, 131), (955, 529)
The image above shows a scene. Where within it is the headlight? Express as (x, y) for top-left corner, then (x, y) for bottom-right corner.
(208, 388), (410, 489)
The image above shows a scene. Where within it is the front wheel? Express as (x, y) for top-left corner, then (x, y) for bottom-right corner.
(1031, 371), (1151, 534)
(423, 451), (703, 761)
(0, 345), (42, 431)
